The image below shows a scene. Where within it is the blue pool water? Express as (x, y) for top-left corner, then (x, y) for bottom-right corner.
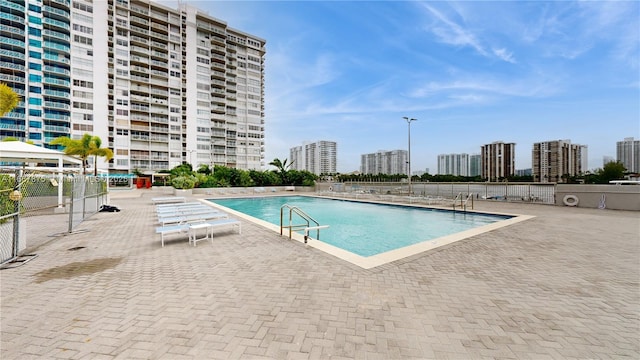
(210, 196), (512, 257)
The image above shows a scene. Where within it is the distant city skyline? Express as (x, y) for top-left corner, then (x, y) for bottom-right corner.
(163, 1), (639, 173)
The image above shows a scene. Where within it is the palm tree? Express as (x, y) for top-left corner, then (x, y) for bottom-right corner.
(51, 134), (113, 175)
(0, 83), (20, 117)
(269, 158), (293, 184)
(88, 135), (113, 176)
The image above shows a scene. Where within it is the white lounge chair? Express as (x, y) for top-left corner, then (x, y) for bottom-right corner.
(151, 196), (186, 204)
(156, 218), (241, 247)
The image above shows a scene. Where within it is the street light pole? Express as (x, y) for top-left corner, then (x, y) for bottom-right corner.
(403, 116), (417, 196)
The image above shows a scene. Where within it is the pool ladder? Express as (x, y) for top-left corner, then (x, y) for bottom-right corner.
(453, 192), (474, 212)
(280, 204), (328, 243)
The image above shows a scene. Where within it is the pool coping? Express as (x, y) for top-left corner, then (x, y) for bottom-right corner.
(203, 195), (535, 269)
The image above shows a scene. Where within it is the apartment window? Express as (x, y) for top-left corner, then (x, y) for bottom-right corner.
(29, 86), (41, 93)
(116, 149), (128, 155)
(73, 124), (94, 131)
(73, 68), (93, 77)
(170, 107), (180, 113)
(73, 101), (93, 110)
(116, 99), (128, 106)
(29, 51), (41, 59)
(116, 109), (128, 116)
(170, 125), (180, 131)
(29, 98), (42, 105)
(116, 159), (128, 166)
(28, 15), (42, 25)
(29, 109), (42, 117)
(74, 58), (93, 68)
(73, 12), (92, 23)
(29, 27), (41, 36)
(116, 39), (128, 47)
(28, 39), (42, 48)
(29, 63), (42, 71)
(170, 134), (180, 140)
(28, 74), (42, 82)
(116, 129), (129, 135)
(196, 57), (210, 65)
(116, 59), (129, 66)
(73, 24), (93, 35)
(73, 90), (92, 98)
(73, 2), (93, 13)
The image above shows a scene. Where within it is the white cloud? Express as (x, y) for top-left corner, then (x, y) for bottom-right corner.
(492, 48), (516, 63)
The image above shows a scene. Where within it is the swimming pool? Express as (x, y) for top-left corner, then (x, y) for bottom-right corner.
(208, 196), (530, 268)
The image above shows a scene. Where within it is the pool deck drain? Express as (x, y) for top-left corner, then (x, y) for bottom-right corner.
(1, 188), (638, 359)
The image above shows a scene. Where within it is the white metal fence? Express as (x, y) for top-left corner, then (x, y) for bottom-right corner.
(0, 169), (107, 265)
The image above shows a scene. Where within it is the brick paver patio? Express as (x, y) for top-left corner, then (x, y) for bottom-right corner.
(1, 188), (638, 359)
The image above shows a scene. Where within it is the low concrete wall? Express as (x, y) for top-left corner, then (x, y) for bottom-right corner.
(556, 184), (640, 211)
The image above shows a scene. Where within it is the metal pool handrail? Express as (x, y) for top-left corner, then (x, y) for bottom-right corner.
(280, 204), (326, 243)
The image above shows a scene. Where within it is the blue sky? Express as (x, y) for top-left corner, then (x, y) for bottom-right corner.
(163, 1), (639, 173)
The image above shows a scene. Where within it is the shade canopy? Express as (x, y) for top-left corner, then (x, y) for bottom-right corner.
(0, 141), (82, 166)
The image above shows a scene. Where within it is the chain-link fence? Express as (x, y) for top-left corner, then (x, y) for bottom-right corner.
(1, 169), (108, 265)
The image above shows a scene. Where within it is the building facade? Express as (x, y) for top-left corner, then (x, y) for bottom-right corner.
(289, 140), (337, 175)
(436, 153), (481, 177)
(480, 141), (515, 181)
(469, 154), (481, 177)
(617, 137), (639, 173)
(0, 0), (266, 174)
(532, 139), (587, 183)
(360, 150), (407, 175)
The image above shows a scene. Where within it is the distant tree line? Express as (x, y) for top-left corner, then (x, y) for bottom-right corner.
(165, 158), (318, 189)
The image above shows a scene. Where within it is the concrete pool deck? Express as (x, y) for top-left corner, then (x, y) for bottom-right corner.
(1, 188), (638, 359)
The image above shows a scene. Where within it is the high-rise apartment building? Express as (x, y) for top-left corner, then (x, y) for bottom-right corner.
(436, 153), (481, 176)
(0, 0), (266, 174)
(617, 137), (639, 173)
(360, 150), (407, 175)
(480, 141), (515, 181)
(469, 154), (481, 177)
(437, 153), (469, 176)
(289, 140), (337, 175)
(532, 139), (587, 183)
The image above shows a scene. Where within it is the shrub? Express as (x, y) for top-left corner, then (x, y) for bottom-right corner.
(171, 175), (196, 189)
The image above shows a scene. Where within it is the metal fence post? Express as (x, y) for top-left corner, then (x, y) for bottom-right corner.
(68, 176), (74, 233)
(12, 169), (22, 258)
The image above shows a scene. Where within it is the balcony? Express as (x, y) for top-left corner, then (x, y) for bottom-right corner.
(44, 41), (70, 53)
(44, 65), (70, 76)
(42, 5), (70, 19)
(0, 12), (23, 23)
(43, 18), (70, 31)
(0, 123), (26, 131)
(44, 101), (70, 110)
(0, 61), (25, 72)
(0, 24), (25, 37)
(0, 73), (24, 83)
(43, 89), (70, 99)
(43, 29), (70, 42)
(44, 124), (71, 133)
(43, 53), (70, 65)
(0, 37), (25, 48)
(43, 77), (70, 87)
